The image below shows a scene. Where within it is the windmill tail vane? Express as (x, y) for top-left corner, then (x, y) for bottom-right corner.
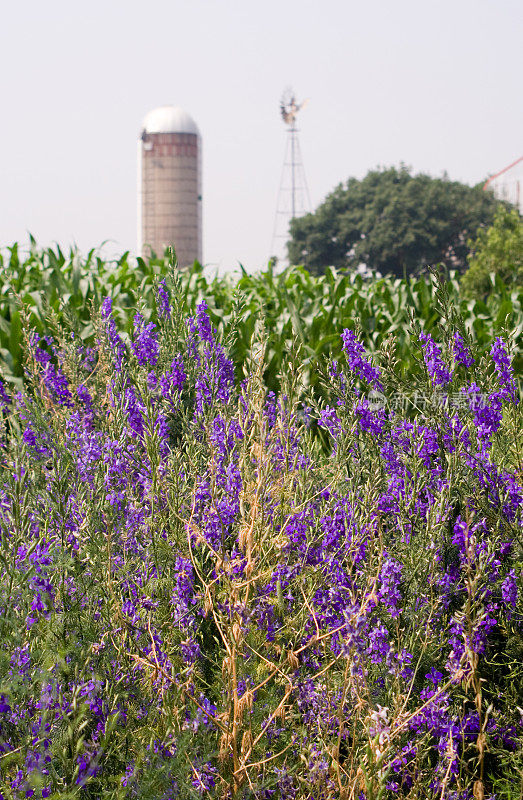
(280, 91), (309, 126)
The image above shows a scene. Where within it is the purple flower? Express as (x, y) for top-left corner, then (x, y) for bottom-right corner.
(275, 767), (297, 799)
(491, 337), (518, 403)
(367, 623), (391, 663)
(378, 555), (403, 619)
(425, 668), (444, 687)
(0, 694), (10, 713)
(0, 378), (10, 410)
(318, 406), (343, 440)
(451, 516), (486, 565)
(190, 762), (217, 794)
(77, 384), (94, 416)
(23, 425), (51, 458)
(42, 363), (73, 407)
(124, 383), (145, 437)
(171, 556), (196, 628)
(101, 297), (126, 370)
(195, 301), (214, 345)
(180, 638), (201, 664)
(159, 355), (186, 406)
(157, 279), (171, 319)
(341, 329), (383, 390)
(265, 391), (278, 427)
(463, 384), (503, 443)
(30, 333), (53, 365)
(419, 332), (452, 386)
(132, 313), (159, 367)
(501, 570), (517, 612)
(354, 397), (387, 437)
(453, 332), (474, 368)
(189, 304), (235, 414)
(76, 746), (101, 786)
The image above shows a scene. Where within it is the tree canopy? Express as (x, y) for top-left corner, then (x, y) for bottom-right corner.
(288, 165), (505, 278)
(461, 206), (523, 299)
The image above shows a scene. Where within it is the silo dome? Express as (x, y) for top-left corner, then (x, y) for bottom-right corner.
(142, 105), (199, 136)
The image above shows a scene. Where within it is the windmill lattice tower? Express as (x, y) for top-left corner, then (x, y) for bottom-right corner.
(271, 89), (311, 264)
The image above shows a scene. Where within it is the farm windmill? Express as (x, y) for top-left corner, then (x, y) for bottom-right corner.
(271, 88), (311, 264)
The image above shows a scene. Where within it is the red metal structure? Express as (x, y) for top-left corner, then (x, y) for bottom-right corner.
(483, 156), (523, 213)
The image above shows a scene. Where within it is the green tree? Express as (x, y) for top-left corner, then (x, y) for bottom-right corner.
(461, 205), (523, 298)
(288, 165), (504, 278)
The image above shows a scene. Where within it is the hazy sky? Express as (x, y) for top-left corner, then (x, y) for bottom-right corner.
(1, 0), (521, 272)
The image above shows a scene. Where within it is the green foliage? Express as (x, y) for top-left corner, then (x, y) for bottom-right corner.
(288, 165), (505, 278)
(192, 263), (523, 388)
(461, 206), (523, 299)
(1, 243), (523, 398)
(0, 242), (166, 381)
(0, 272), (522, 797)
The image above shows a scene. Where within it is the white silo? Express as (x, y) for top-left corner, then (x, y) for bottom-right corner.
(138, 105), (202, 265)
